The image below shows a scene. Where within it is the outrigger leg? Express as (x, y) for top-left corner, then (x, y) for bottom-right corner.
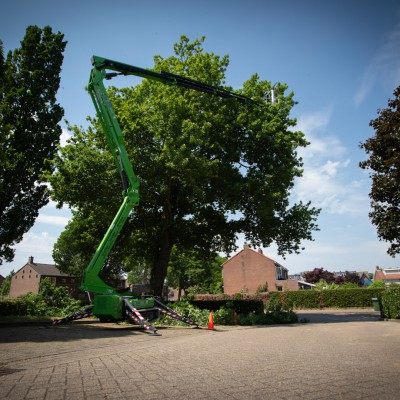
(47, 306), (94, 327)
(154, 298), (200, 328)
(123, 299), (161, 336)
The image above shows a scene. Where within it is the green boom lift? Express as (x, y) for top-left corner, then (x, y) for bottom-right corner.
(51, 56), (255, 335)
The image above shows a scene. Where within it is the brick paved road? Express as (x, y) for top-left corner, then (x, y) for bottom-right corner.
(0, 311), (399, 400)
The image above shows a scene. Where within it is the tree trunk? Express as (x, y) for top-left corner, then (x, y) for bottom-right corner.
(150, 176), (178, 296)
(150, 227), (175, 296)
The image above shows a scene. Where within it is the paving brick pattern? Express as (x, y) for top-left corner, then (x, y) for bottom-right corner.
(0, 312), (399, 399)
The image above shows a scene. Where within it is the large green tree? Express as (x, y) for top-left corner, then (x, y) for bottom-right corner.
(167, 247), (225, 298)
(49, 36), (319, 295)
(0, 26), (66, 264)
(360, 85), (400, 256)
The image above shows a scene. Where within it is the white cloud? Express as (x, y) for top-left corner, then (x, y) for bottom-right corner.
(293, 110), (369, 215)
(354, 17), (400, 106)
(37, 214), (70, 227)
(17, 231), (55, 255)
(60, 128), (72, 147)
(295, 107), (331, 135)
(321, 159), (350, 177)
(2, 231), (58, 273)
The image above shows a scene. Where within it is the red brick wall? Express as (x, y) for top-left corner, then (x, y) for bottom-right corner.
(9, 264), (41, 297)
(279, 279), (299, 291)
(222, 248), (279, 294)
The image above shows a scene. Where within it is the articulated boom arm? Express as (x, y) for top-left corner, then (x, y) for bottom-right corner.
(81, 55), (254, 295)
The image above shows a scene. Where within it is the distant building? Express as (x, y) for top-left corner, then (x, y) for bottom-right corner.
(356, 271), (372, 286)
(374, 266), (400, 286)
(9, 256), (84, 299)
(222, 244), (314, 294)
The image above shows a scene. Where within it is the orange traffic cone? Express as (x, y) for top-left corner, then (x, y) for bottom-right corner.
(207, 312), (215, 330)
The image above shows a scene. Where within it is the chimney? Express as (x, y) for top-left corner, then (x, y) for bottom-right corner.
(258, 248), (263, 255)
(243, 243), (250, 250)
(28, 256), (34, 264)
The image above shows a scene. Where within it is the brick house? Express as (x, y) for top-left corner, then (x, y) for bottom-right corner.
(374, 266), (400, 286)
(9, 256), (82, 299)
(222, 244), (307, 294)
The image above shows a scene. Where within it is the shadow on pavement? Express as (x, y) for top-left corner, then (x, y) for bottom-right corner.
(295, 310), (381, 324)
(0, 322), (180, 344)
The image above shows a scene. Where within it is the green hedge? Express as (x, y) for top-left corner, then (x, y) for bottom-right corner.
(267, 290), (321, 310)
(266, 288), (385, 309)
(189, 299), (264, 314)
(0, 298), (28, 316)
(380, 286), (400, 319)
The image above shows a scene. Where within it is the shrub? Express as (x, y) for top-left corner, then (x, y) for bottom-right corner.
(159, 301), (211, 326)
(0, 298), (28, 316)
(380, 286), (400, 319)
(0, 279), (81, 317)
(160, 300), (298, 326)
(369, 280), (385, 289)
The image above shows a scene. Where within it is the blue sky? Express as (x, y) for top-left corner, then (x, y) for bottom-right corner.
(1, 0), (400, 277)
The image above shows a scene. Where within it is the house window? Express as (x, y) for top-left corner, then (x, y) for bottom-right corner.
(277, 286), (283, 291)
(275, 264), (288, 280)
(62, 278), (66, 283)
(36, 275), (38, 278)
(22, 275), (24, 279)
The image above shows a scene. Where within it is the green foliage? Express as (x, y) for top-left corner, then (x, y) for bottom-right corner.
(369, 279), (386, 289)
(190, 298), (264, 314)
(338, 282), (361, 289)
(167, 248), (224, 298)
(255, 281), (269, 294)
(360, 85), (400, 256)
(158, 301), (211, 326)
(314, 280), (360, 290)
(0, 298), (28, 316)
(380, 286), (400, 319)
(236, 308), (297, 325)
(0, 285), (81, 317)
(0, 270), (14, 295)
(49, 35), (319, 295)
(314, 279), (339, 290)
(267, 290), (321, 310)
(0, 26), (66, 264)
(267, 288), (385, 309)
(159, 300), (297, 326)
